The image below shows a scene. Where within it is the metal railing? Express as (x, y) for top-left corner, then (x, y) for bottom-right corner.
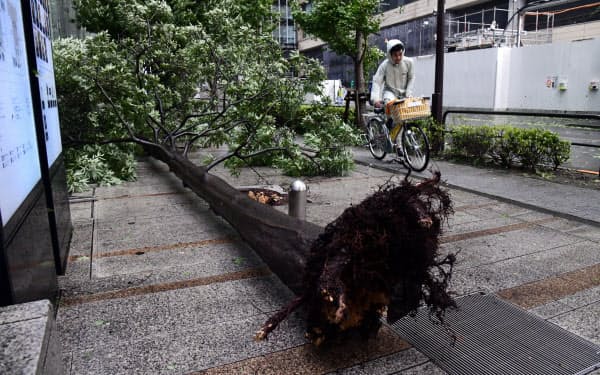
(442, 109), (600, 149)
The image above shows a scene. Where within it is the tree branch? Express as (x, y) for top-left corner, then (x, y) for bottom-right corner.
(92, 77), (156, 148)
(63, 137), (137, 147)
(205, 146), (286, 172)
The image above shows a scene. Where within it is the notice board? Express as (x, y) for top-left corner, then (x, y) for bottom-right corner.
(0, 0), (41, 226)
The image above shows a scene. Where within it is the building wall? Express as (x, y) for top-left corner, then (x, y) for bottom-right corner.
(298, 0), (491, 51)
(552, 21), (600, 42)
(412, 48), (498, 108)
(298, 1), (600, 53)
(412, 38), (600, 113)
(49, 0), (87, 38)
(381, 0), (478, 28)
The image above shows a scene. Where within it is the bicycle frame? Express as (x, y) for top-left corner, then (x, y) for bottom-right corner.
(364, 110), (405, 153)
(364, 104), (431, 172)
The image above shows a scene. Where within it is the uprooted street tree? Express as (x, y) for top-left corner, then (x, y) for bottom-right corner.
(56, 0), (456, 345)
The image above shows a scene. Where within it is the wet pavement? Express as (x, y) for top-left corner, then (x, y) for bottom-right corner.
(55, 149), (600, 374)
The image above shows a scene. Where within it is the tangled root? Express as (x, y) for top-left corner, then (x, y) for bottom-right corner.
(257, 172), (457, 345)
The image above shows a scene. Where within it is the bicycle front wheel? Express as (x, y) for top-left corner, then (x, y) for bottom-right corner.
(367, 118), (387, 160)
(400, 123), (430, 172)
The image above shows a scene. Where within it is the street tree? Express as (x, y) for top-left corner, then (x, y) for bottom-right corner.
(55, 0), (455, 345)
(292, 0), (383, 126)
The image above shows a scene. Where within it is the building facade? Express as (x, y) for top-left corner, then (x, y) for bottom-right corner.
(273, 0), (297, 57)
(296, 0), (600, 86)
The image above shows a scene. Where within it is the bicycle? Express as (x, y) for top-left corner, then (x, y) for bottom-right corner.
(364, 97), (431, 172)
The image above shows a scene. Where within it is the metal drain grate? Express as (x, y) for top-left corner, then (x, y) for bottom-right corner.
(389, 293), (600, 375)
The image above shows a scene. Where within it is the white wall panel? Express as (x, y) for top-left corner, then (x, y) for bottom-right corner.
(443, 48), (498, 108)
(411, 39), (600, 113)
(504, 39), (600, 112)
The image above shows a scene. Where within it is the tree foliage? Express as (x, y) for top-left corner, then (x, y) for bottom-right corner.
(56, 0), (355, 191)
(293, 0), (380, 60)
(292, 0), (383, 124)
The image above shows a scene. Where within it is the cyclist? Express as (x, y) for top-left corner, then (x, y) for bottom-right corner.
(370, 39), (415, 111)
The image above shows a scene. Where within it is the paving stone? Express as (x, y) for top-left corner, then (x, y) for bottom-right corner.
(451, 259), (547, 296)
(444, 215), (520, 235)
(68, 218), (93, 257)
(93, 192), (210, 221)
(69, 200), (93, 221)
(91, 240), (260, 279)
(94, 219), (236, 255)
(61, 257), (91, 281)
(333, 348), (429, 374)
(555, 285), (600, 310)
(398, 361), (448, 374)
(526, 241), (600, 276)
(446, 226), (585, 270)
(549, 301), (600, 346)
(0, 319), (49, 374)
(0, 300), (63, 375)
(529, 300), (573, 319)
(68, 315), (306, 375)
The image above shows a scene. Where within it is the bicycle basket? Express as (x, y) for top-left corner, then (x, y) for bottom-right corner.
(385, 97), (431, 122)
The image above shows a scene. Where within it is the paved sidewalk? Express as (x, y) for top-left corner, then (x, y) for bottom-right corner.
(352, 146), (600, 226)
(55, 152), (600, 374)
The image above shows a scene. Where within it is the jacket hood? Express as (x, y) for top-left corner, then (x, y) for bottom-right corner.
(386, 39), (405, 61)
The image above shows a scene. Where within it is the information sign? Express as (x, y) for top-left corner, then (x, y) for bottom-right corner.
(29, 0), (62, 166)
(0, 0), (41, 225)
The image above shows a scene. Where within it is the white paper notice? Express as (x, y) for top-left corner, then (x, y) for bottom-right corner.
(31, 0), (62, 166)
(0, 0), (42, 225)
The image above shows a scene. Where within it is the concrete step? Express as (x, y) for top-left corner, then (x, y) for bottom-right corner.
(0, 299), (64, 374)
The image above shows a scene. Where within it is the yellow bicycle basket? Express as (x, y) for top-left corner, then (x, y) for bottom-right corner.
(385, 97), (431, 123)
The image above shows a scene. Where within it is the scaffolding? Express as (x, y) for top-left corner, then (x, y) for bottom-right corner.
(446, 6), (555, 51)
(447, 7), (511, 50)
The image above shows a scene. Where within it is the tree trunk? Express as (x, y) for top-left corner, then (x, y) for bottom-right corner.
(144, 144), (322, 295)
(354, 31), (368, 127)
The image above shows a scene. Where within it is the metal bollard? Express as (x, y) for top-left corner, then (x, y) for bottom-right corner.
(288, 180), (307, 220)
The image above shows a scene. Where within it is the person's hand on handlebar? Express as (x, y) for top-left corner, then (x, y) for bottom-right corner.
(374, 100), (383, 108)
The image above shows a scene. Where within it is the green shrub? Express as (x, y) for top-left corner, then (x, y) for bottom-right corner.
(447, 125), (570, 171)
(514, 128), (545, 170)
(447, 125), (497, 160)
(514, 128), (570, 170)
(415, 117), (445, 154)
(489, 126), (520, 168)
(547, 137), (571, 170)
(65, 144), (137, 193)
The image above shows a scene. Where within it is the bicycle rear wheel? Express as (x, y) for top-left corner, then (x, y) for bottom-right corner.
(400, 123), (430, 172)
(367, 118), (387, 160)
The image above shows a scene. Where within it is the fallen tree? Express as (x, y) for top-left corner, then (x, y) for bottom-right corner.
(149, 143), (456, 345)
(57, 0), (457, 345)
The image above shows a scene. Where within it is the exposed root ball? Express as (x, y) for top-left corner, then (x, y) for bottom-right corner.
(257, 172), (456, 345)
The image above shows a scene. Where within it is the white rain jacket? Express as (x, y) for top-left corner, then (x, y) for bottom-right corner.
(370, 39), (415, 103)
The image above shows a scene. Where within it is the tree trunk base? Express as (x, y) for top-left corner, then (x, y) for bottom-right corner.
(259, 172), (457, 345)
